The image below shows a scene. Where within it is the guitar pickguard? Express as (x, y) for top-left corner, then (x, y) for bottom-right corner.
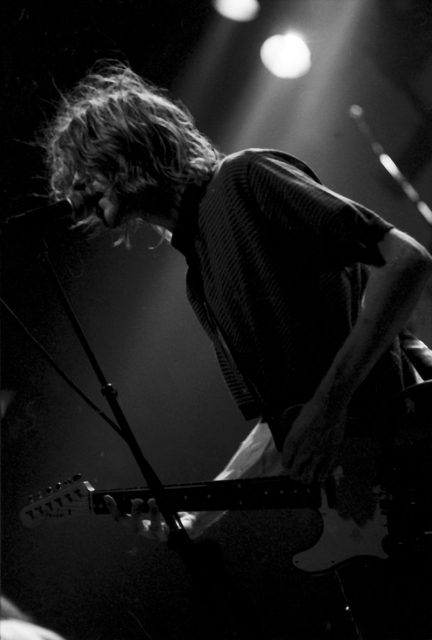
(293, 487), (388, 573)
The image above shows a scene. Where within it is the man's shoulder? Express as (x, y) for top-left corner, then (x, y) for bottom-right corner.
(217, 148), (258, 171)
(211, 149), (260, 188)
(219, 148), (320, 183)
(220, 148), (293, 167)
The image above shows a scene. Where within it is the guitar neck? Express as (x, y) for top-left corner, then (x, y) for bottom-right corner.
(90, 476), (321, 514)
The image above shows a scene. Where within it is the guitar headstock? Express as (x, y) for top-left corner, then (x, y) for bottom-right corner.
(20, 474), (95, 528)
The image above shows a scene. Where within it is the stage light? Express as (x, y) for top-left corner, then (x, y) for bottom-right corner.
(213, 0), (260, 22)
(260, 32), (311, 78)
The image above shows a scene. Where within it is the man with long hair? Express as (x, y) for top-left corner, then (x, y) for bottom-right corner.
(45, 61), (432, 637)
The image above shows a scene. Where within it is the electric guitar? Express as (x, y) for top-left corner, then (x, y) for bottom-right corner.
(19, 382), (432, 574)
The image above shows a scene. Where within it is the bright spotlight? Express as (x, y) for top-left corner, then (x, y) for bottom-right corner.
(260, 32), (311, 78)
(213, 0), (260, 22)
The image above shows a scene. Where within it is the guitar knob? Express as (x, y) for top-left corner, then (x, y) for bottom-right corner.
(46, 486), (53, 494)
(56, 482), (62, 490)
(28, 494), (34, 503)
(73, 473), (82, 481)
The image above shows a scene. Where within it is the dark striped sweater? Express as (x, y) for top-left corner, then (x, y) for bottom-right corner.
(172, 149), (417, 448)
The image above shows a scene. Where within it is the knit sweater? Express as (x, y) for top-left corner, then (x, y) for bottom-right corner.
(171, 149), (417, 447)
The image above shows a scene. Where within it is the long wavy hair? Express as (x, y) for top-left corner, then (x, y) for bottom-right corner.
(44, 61), (221, 244)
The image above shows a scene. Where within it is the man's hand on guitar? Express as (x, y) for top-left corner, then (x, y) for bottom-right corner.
(104, 495), (197, 544)
(281, 394), (348, 485)
(104, 495), (168, 543)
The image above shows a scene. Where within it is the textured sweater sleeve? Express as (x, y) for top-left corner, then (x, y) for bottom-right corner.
(245, 150), (393, 267)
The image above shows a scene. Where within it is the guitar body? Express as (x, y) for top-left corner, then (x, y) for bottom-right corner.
(293, 435), (390, 573)
(293, 381), (432, 573)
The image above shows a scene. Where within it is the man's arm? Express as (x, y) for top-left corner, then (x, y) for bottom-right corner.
(282, 227), (432, 483)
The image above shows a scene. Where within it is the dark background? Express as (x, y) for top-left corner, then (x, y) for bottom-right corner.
(1, 1), (432, 639)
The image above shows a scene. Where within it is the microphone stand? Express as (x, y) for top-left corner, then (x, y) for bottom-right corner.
(3, 227), (261, 639)
(38, 241), (187, 543)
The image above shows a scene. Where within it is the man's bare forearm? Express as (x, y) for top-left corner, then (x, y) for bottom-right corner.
(319, 228), (432, 405)
(281, 228), (432, 481)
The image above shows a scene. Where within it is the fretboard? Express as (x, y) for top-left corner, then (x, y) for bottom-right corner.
(91, 476), (321, 514)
